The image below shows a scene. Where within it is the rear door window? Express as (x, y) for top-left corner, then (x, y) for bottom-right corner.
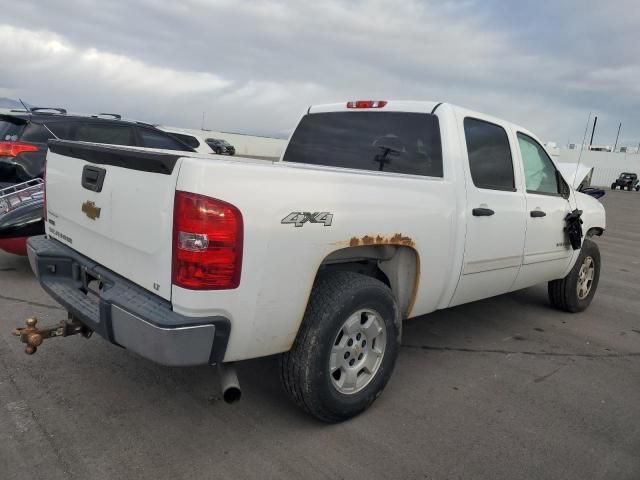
(137, 127), (190, 151)
(283, 111), (443, 177)
(45, 121), (76, 140)
(75, 123), (135, 146)
(464, 117), (515, 191)
(170, 132), (202, 149)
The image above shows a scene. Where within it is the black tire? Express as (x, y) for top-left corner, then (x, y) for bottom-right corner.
(611, 183), (616, 190)
(548, 239), (601, 313)
(216, 147), (222, 154)
(280, 271), (401, 423)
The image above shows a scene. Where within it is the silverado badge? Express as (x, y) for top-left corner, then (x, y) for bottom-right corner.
(81, 201), (101, 220)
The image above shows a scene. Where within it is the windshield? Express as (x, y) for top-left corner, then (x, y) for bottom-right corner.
(0, 118), (26, 141)
(283, 111), (443, 177)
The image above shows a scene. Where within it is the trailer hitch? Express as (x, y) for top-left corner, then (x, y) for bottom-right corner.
(12, 317), (92, 355)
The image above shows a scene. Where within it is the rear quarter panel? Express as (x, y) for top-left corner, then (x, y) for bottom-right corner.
(173, 157), (460, 361)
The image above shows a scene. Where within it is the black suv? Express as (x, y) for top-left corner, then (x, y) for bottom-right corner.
(611, 172), (639, 191)
(205, 138), (236, 155)
(0, 108), (194, 184)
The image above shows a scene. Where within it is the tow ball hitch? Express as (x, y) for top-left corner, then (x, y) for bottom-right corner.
(12, 317), (92, 355)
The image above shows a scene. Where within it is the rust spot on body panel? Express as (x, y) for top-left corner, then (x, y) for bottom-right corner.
(348, 233), (415, 248)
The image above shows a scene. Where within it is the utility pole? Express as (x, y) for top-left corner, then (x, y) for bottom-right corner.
(201, 112), (206, 130)
(588, 116), (598, 150)
(613, 122), (622, 152)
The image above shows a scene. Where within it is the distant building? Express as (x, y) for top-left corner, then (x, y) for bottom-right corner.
(589, 145), (612, 152)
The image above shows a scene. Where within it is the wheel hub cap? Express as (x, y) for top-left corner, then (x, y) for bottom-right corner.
(329, 309), (387, 395)
(577, 256), (595, 300)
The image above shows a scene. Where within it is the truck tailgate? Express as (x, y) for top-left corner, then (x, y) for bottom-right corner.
(45, 140), (182, 300)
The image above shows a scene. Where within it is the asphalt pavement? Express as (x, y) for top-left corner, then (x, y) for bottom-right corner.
(0, 190), (638, 480)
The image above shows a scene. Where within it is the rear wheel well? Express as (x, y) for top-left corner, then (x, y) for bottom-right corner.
(316, 245), (419, 318)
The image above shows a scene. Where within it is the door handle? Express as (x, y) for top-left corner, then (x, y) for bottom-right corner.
(530, 210), (546, 218)
(472, 207), (494, 216)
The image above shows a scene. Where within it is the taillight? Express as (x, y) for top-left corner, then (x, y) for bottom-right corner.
(346, 100), (387, 109)
(43, 160), (47, 223)
(0, 141), (39, 157)
(172, 191), (243, 290)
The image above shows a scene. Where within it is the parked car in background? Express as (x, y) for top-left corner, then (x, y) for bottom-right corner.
(206, 138), (236, 155)
(0, 108), (195, 183)
(157, 126), (216, 154)
(0, 108), (196, 255)
(0, 179), (43, 255)
(611, 172), (639, 191)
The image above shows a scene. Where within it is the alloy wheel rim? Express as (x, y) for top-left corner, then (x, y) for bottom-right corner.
(329, 309), (387, 395)
(577, 256), (595, 300)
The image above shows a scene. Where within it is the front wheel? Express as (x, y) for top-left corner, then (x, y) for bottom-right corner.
(280, 272), (400, 423)
(548, 239), (601, 312)
(611, 183), (616, 190)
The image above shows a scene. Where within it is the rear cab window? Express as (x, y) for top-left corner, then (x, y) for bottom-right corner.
(283, 111), (443, 177)
(463, 117), (515, 191)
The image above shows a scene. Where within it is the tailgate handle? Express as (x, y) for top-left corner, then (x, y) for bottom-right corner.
(81, 165), (106, 192)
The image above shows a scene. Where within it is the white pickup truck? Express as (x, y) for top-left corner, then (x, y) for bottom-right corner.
(22, 100), (605, 422)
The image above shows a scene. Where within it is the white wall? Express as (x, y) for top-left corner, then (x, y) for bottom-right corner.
(169, 127), (287, 158)
(556, 149), (640, 187)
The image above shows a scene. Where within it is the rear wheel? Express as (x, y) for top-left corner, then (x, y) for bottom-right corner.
(548, 239), (601, 312)
(280, 272), (400, 423)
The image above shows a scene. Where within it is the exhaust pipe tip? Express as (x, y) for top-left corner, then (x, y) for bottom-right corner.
(217, 363), (242, 404)
(223, 386), (242, 404)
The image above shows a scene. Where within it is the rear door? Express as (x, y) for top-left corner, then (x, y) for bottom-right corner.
(45, 140), (182, 300)
(450, 115), (526, 306)
(511, 132), (572, 289)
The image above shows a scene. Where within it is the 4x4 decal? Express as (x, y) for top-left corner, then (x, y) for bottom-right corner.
(281, 212), (333, 227)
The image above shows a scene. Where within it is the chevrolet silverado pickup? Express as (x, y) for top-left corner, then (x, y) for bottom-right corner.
(21, 100), (606, 422)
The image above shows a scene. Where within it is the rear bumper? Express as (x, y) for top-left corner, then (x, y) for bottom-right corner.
(26, 235), (230, 366)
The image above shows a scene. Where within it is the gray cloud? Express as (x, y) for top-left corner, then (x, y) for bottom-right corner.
(0, 0), (638, 145)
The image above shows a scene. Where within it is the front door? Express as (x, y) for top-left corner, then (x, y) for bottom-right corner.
(450, 116), (527, 306)
(511, 132), (573, 290)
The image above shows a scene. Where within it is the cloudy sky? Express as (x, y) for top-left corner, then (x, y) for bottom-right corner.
(1, 0), (638, 145)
